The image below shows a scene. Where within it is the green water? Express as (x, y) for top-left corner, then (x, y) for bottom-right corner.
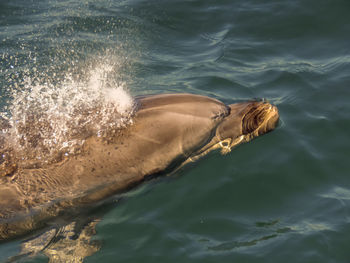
(1, 0), (350, 262)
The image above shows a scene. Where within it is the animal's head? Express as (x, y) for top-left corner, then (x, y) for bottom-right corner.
(216, 101), (279, 154)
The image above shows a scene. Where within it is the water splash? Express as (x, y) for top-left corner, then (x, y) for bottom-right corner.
(0, 62), (135, 168)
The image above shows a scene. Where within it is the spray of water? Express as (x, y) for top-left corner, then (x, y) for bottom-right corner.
(0, 62), (135, 170)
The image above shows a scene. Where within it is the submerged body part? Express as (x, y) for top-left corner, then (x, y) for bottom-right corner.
(0, 93), (279, 240)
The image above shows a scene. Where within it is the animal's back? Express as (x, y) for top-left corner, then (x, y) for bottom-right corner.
(0, 94), (230, 240)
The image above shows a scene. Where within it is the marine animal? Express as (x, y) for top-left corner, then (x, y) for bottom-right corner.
(0, 93), (279, 240)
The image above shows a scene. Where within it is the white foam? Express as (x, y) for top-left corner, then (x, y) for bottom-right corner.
(1, 61), (135, 164)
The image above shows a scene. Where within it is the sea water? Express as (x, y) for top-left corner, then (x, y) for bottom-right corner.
(1, 0), (350, 262)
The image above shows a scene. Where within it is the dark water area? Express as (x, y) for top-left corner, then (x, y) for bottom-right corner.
(1, 0), (350, 262)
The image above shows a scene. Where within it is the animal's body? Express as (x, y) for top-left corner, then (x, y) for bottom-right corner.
(0, 93), (279, 240)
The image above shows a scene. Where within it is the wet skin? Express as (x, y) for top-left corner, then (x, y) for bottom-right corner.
(0, 93), (279, 240)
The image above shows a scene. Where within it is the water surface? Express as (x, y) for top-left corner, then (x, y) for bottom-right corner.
(1, 0), (350, 262)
